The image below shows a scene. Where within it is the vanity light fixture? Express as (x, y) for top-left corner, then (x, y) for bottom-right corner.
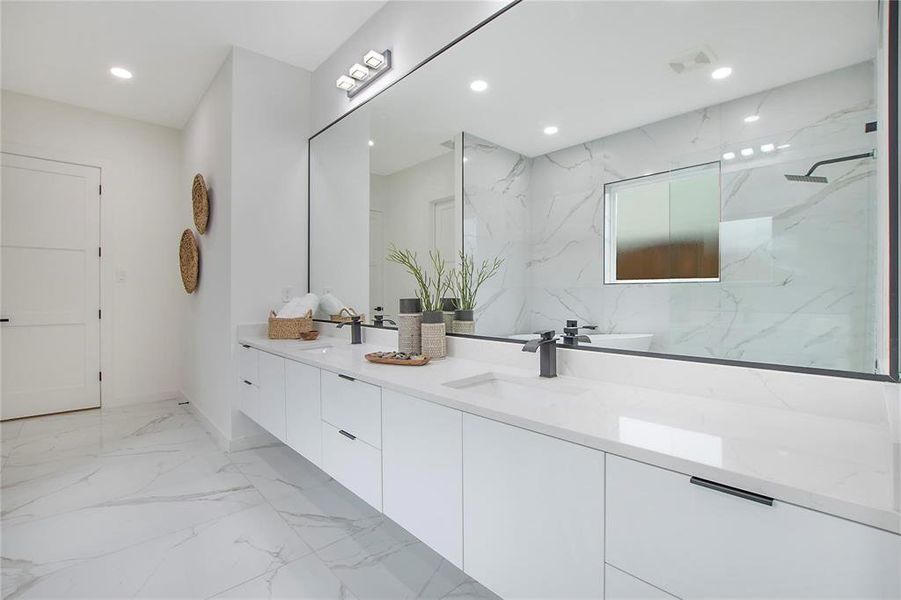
(710, 66), (732, 80)
(363, 50), (386, 69)
(740, 147), (754, 157)
(544, 125), (559, 135)
(722, 151), (736, 160)
(470, 79), (488, 92)
(760, 143), (775, 153)
(336, 49), (393, 98)
(336, 75), (356, 91)
(110, 66), (133, 79)
(349, 63), (370, 80)
(744, 114), (760, 123)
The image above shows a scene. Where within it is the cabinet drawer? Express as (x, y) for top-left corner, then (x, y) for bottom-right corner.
(238, 344), (258, 385)
(239, 379), (260, 423)
(606, 455), (901, 599)
(321, 422), (382, 510)
(605, 565), (677, 600)
(320, 370), (381, 448)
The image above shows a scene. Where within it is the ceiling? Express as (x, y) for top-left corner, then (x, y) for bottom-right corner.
(1, 1), (385, 128)
(359, 0), (878, 175)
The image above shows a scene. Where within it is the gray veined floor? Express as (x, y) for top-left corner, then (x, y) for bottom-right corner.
(0, 400), (498, 599)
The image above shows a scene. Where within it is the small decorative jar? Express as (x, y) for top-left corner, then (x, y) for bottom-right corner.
(452, 309), (475, 335)
(441, 298), (458, 333)
(397, 298), (422, 354)
(421, 310), (447, 359)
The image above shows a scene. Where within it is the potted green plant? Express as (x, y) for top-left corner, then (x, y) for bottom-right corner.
(451, 251), (503, 334)
(387, 246), (453, 358)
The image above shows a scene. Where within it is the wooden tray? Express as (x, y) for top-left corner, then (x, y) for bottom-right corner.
(365, 353), (430, 366)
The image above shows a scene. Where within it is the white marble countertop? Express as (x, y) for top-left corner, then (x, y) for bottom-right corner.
(238, 334), (901, 536)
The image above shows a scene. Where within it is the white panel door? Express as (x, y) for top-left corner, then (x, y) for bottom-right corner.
(1, 153), (101, 420)
(285, 360), (322, 466)
(382, 390), (463, 568)
(462, 413), (605, 599)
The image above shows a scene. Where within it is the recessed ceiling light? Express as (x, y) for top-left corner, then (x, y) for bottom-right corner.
(722, 152), (736, 160)
(110, 67), (132, 80)
(368, 140), (374, 147)
(740, 147), (754, 157)
(760, 143), (775, 153)
(543, 125), (559, 135)
(744, 114), (760, 123)
(777, 143), (791, 149)
(711, 66), (732, 80)
(470, 80), (488, 92)
(463, 157), (469, 163)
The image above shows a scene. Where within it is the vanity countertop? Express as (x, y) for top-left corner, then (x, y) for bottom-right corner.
(238, 334), (901, 536)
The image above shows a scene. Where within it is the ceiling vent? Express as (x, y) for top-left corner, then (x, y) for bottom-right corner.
(668, 46), (716, 74)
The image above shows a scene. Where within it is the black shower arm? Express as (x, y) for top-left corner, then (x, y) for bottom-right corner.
(805, 151), (874, 176)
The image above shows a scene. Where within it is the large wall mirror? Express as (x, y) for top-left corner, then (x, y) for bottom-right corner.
(310, 0), (897, 378)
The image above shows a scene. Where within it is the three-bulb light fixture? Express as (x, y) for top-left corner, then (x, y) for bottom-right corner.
(336, 49), (393, 98)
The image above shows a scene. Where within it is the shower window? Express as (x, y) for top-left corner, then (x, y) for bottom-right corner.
(604, 162), (721, 283)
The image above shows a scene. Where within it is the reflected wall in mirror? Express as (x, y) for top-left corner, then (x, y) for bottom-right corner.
(310, 0), (893, 375)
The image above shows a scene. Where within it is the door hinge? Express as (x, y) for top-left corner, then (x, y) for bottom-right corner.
(98, 184), (102, 195)
(98, 247), (102, 258)
(99, 371), (103, 382)
(98, 308), (102, 319)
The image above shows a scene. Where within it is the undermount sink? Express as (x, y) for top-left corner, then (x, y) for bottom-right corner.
(443, 372), (590, 403)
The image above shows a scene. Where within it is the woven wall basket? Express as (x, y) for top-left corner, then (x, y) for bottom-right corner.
(179, 229), (199, 293)
(192, 173), (209, 234)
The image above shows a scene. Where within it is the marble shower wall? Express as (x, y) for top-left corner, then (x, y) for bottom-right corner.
(463, 62), (880, 372)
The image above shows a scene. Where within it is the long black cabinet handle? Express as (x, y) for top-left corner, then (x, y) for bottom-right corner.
(0, 318), (9, 323)
(690, 476), (774, 506)
(338, 429), (356, 440)
(243, 380), (253, 386)
(338, 374), (356, 382)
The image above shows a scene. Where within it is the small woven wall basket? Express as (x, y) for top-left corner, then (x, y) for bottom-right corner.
(192, 173), (209, 234)
(179, 229), (199, 293)
(268, 310), (314, 339)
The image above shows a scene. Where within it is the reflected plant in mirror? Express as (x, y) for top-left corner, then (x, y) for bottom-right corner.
(386, 245), (453, 313)
(451, 252), (504, 334)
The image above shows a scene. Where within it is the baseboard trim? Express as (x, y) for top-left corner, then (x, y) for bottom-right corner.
(178, 391), (230, 452)
(106, 390), (181, 407)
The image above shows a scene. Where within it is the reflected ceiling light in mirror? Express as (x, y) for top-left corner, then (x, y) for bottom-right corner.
(336, 75), (356, 91)
(744, 114), (760, 123)
(349, 63), (370, 80)
(110, 66), (132, 79)
(740, 147), (754, 157)
(368, 140), (374, 147)
(722, 151), (736, 160)
(777, 143), (791, 149)
(463, 156), (469, 163)
(470, 80), (488, 92)
(710, 66), (733, 80)
(760, 143), (775, 153)
(363, 50), (385, 68)
(543, 125), (559, 135)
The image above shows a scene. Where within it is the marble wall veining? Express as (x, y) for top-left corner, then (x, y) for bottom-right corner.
(463, 62), (881, 372)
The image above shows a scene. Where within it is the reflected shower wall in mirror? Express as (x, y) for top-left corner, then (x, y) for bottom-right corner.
(309, 0), (893, 376)
(464, 62), (878, 371)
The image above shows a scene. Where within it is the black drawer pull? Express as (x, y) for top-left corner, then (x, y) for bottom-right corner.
(243, 380), (253, 386)
(690, 476), (773, 506)
(338, 374), (356, 382)
(0, 318), (9, 323)
(338, 429), (356, 440)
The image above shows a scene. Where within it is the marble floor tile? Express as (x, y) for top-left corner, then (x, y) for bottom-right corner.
(1, 400), (495, 600)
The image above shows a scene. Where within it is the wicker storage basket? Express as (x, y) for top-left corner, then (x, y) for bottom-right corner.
(330, 307), (365, 323)
(268, 310), (313, 339)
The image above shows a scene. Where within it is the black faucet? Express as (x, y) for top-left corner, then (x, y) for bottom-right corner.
(522, 330), (559, 378)
(372, 308), (397, 328)
(337, 316), (362, 344)
(561, 319), (596, 346)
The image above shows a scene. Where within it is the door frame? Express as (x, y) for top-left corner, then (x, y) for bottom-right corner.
(2, 142), (111, 411)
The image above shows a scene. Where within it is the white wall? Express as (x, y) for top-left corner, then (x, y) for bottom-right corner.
(1, 90), (183, 407)
(311, 1), (510, 132)
(230, 48), (311, 439)
(180, 54), (234, 440)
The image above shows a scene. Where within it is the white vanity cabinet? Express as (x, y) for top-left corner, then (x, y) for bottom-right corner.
(462, 413), (605, 599)
(257, 352), (286, 441)
(382, 389), (463, 568)
(285, 360), (322, 467)
(238, 344), (260, 422)
(320, 370), (383, 510)
(606, 454), (901, 599)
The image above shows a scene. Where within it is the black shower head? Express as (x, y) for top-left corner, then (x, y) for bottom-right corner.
(784, 150), (874, 184)
(784, 173), (828, 183)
